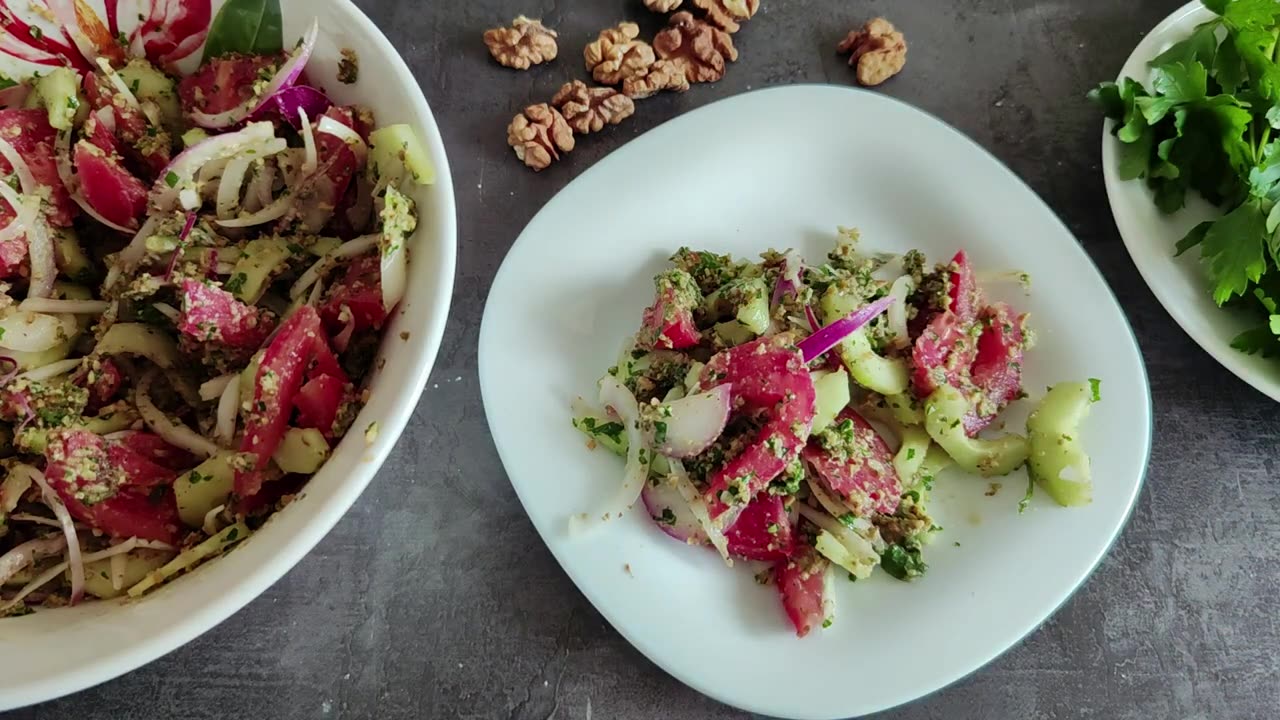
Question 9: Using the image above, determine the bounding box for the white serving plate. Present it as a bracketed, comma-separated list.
[1102, 0, 1280, 399]
[481, 85, 1151, 719]
[0, 0, 456, 709]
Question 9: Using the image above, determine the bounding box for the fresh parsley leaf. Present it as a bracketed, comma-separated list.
[1201, 200, 1268, 305]
[1018, 474, 1034, 513]
[0, 73, 16, 91]
[1222, 0, 1280, 30]
[1088, 378, 1102, 402]
[164, 170, 179, 188]
[880, 543, 927, 581]
[1214, 34, 1248, 93]
[1150, 22, 1221, 69]
[1137, 62, 1209, 124]
[1231, 324, 1280, 355]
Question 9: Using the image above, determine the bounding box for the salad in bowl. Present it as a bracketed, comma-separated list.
[0, 0, 434, 614]
[573, 233, 1103, 636]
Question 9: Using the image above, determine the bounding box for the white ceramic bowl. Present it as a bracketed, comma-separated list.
[0, 0, 456, 709]
[1102, 0, 1280, 400]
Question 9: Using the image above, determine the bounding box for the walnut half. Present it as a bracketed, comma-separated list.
[653, 11, 738, 85]
[507, 104, 575, 171]
[836, 18, 907, 86]
[552, 81, 636, 135]
[584, 22, 656, 86]
[691, 0, 759, 33]
[644, 0, 684, 11]
[622, 59, 690, 99]
[483, 16, 558, 70]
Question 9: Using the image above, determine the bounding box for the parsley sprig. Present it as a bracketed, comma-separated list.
[1091, 0, 1280, 356]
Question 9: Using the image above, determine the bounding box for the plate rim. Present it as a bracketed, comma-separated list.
[1100, 0, 1280, 402]
[481, 83, 1153, 719]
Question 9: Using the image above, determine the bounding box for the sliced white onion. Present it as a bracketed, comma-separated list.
[95, 106, 116, 133]
[668, 458, 732, 565]
[199, 373, 236, 401]
[333, 311, 355, 352]
[215, 373, 240, 446]
[19, 298, 110, 315]
[151, 122, 280, 212]
[243, 161, 275, 213]
[298, 106, 318, 176]
[216, 156, 251, 220]
[0, 181, 54, 297]
[0, 182, 35, 245]
[190, 20, 320, 129]
[24, 466, 83, 604]
[379, 235, 406, 311]
[651, 384, 732, 458]
[568, 376, 651, 534]
[0, 537, 165, 611]
[150, 302, 180, 322]
[806, 476, 855, 519]
[797, 504, 880, 580]
[0, 135, 37, 194]
[109, 552, 126, 591]
[135, 371, 220, 458]
[0, 310, 78, 352]
[1, 468, 33, 513]
[289, 235, 378, 300]
[95, 57, 141, 109]
[202, 504, 226, 535]
[113, 214, 161, 280]
[213, 191, 294, 227]
[16, 357, 81, 381]
[885, 275, 915, 348]
[0, 535, 66, 587]
[8, 513, 64, 528]
[316, 115, 369, 165]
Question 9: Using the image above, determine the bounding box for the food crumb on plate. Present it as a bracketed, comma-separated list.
[624, 563, 633, 577]
[985, 482, 1002, 497]
[338, 48, 359, 83]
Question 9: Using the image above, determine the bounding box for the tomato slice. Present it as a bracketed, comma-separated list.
[724, 493, 794, 561]
[44, 429, 181, 544]
[236, 306, 323, 498]
[802, 409, 901, 516]
[965, 303, 1027, 434]
[947, 250, 980, 323]
[774, 541, 828, 638]
[74, 140, 147, 228]
[698, 335, 816, 519]
[177, 279, 276, 349]
[319, 252, 388, 334]
[0, 108, 76, 227]
[294, 373, 346, 438]
[112, 430, 198, 472]
[178, 53, 279, 115]
[638, 283, 700, 351]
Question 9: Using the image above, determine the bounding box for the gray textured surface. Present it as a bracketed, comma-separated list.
[10, 0, 1280, 718]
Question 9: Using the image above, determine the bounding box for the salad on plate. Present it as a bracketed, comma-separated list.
[0, 0, 433, 613]
[573, 232, 1102, 636]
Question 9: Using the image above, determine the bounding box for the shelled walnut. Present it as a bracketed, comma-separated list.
[584, 22, 656, 86]
[653, 11, 738, 84]
[483, 16, 558, 70]
[622, 59, 690, 99]
[507, 103, 575, 170]
[836, 18, 907, 86]
[643, 0, 684, 11]
[690, 0, 759, 33]
[552, 81, 636, 134]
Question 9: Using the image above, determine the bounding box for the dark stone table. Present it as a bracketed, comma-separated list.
[12, 1, 1280, 718]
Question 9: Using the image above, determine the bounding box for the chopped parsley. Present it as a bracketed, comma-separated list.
[164, 170, 179, 188]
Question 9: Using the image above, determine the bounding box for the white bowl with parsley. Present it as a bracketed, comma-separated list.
[0, 0, 455, 709]
[1100, 0, 1280, 399]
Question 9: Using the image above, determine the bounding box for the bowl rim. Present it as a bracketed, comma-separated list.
[1100, 0, 1280, 402]
[0, 0, 457, 709]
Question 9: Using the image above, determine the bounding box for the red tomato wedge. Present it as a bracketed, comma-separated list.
[236, 306, 330, 497]
[0, 108, 76, 227]
[775, 541, 829, 638]
[725, 493, 794, 561]
[113, 430, 198, 472]
[638, 284, 700, 351]
[43, 429, 181, 544]
[74, 140, 147, 228]
[83, 71, 169, 177]
[294, 374, 346, 438]
[74, 357, 123, 413]
[177, 279, 276, 349]
[965, 303, 1027, 434]
[698, 335, 816, 519]
[802, 409, 902, 517]
[178, 53, 278, 116]
[947, 250, 980, 324]
[319, 251, 388, 334]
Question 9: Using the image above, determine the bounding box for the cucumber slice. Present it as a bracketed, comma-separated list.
[34, 67, 83, 131]
[924, 385, 1028, 477]
[1026, 380, 1097, 507]
[368, 124, 435, 186]
[810, 368, 851, 433]
[273, 428, 330, 474]
[174, 453, 237, 528]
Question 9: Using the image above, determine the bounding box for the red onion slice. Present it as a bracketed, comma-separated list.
[151, 121, 279, 212]
[249, 85, 333, 129]
[641, 476, 704, 543]
[804, 305, 821, 332]
[189, 20, 320, 129]
[797, 296, 894, 363]
[0, 535, 66, 587]
[770, 250, 803, 307]
[651, 384, 732, 459]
